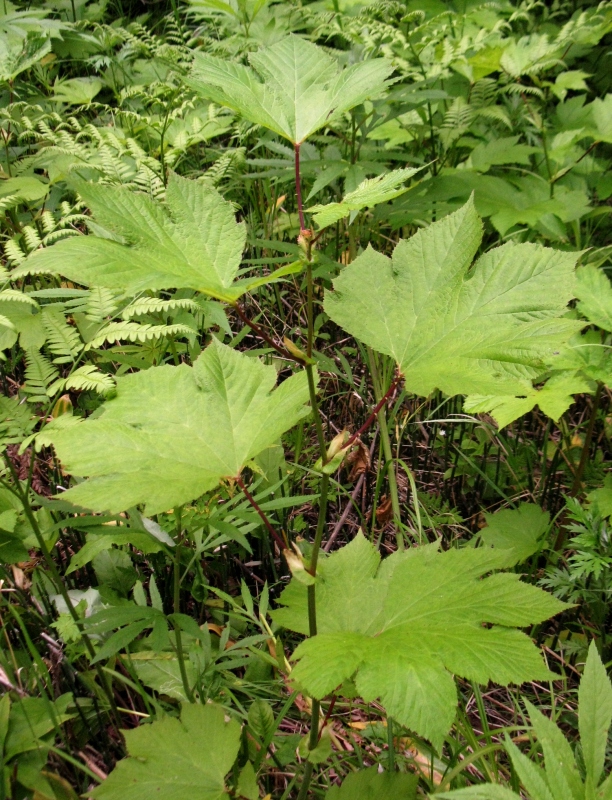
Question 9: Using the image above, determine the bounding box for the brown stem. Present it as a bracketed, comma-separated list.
[233, 303, 305, 364]
[344, 372, 401, 451]
[235, 474, 286, 551]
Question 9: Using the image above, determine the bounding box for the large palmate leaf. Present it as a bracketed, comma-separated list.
[325, 199, 580, 397]
[12, 173, 288, 302]
[187, 35, 393, 145]
[92, 703, 241, 800]
[46, 339, 311, 514]
[273, 534, 567, 750]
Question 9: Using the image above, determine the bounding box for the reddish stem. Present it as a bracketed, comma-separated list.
[294, 143, 306, 232]
[236, 474, 286, 552]
[233, 303, 305, 364]
[319, 694, 337, 741]
[344, 372, 402, 451]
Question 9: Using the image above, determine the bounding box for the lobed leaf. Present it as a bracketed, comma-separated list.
[273, 534, 568, 750]
[325, 198, 580, 397]
[46, 339, 312, 514]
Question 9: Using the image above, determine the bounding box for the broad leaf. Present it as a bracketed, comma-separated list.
[437, 787, 519, 800]
[46, 339, 312, 514]
[476, 504, 550, 563]
[13, 174, 286, 302]
[273, 533, 567, 750]
[91, 703, 241, 800]
[325, 199, 580, 397]
[579, 641, 612, 787]
[308, 168, 421, 229]
[464, 371, 593, 429]
[326, 767, 417, 799]
[576, 264, 612, 331]
[187, 35, 393, 145]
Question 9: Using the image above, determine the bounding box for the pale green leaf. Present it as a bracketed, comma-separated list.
[505, 738, 555, 800]
[464, 371, 592, 429]
[576, 264, 612, 331]
[187, 35, 392, 145]
[592, 95, 612, 143]
[13, 174, 285, 303]
[436, 786, 519, 800]
[326, 766, 417, 799]
[308, 168, 421, 229]
[524, 699, 582, 800]
[46, 339, 312, 514]
[274, 534, 567, 750]
[579, 641, 612, 787]
[91, 703, 241, 800]
[477, 503, 550, 562]
[325, 199, 579, 397]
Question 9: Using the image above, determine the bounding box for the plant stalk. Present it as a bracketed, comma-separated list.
[172, 506, 194, 702]
[367, 349, 403, 549]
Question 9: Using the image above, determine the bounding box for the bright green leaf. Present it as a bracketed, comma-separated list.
[326, 767, 417, 800]
[477, 503, 550, 562]
[273, 533, 567, 750]
[91, 703, 241, 800]
[579, 641, 612, 787]
[13, 174, 287, 303]
[576, 264, 612, 331]
[308, 168, 421, 229]
[46, 339, 312, 514]
[187, 35, 392, 145]
[325, 199, 580, 397]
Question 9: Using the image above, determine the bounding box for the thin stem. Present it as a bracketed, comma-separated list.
[368, 349, 404, 550]
[236, 474, 286, 551]
[571, 382, 602, 497]
[172, 507, 194, 703]
[344, 374, 401, 451]
[294, 143, 306, 231]
[387, 717, 395, 771]
[233, 303, 304, 364]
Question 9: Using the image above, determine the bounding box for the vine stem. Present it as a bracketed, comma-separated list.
[235, 474, 286, 552]
[344, 372, 401, 451]
[1, 457, 122, 727]
[172, 506, 194, 703]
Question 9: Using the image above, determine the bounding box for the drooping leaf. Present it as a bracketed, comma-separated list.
[325, 199, 579, 398]
[45, 339, 312, 514]
[91, 703, 241, 800]
[308, 168, 421, 229]
[579, 640, 612, 787]
[187, 35, 393, 145]
[13, 174, 286, 303]
[464, 371, 593, 429]
[576, 264, 612, 331]
[476, 504, 550, 563]
[326, 767, 417, 799]
[273, 533, 567, 750]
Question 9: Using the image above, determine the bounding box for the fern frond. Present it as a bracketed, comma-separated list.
[122, 297, 199, 319]
[22, 226, 42, 253]
[86, 287, 121, 322]
[24, 349, 59, 402]
[4, 238, 26, 266]
[50, 364, 116, 396]
[0, 290, 39, 308]
[42, 308, 83, 363]
[85, 321, 197, 350]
